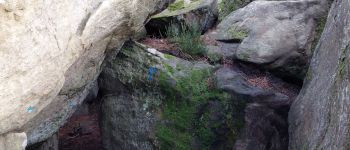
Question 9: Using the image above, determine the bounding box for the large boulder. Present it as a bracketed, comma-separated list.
[99, 42, 167, 150]
[213, 0, 329, 80]
[99, 41, 215, 149]
[0, 0, 172, 148]
[146, 0, 218, 35]
[99, 40, 297, 149]
[289, 0, 350, 149]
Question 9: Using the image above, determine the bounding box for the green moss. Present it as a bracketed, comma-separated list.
[329, 46, 349, 101]
[337, 47, 349, 80]
[156, 125, 192, 150]
[156, 68, 242, 149]
[164, 54, 176, 60]
[193, 105, 222, 147]
[304, 68, 313, 84]
[228, 26, 248, 40]
[163, 63, 175, 74]
[207, 52, 223, 63]
[176, 63, 183, 71]
[159, 0, 202, 15]
[237, 52, 250, 60]
[311, 17, 327, 53]
[168, 0, 185, 11]
[152, 0, 202, 19]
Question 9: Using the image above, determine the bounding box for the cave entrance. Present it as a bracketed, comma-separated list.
[25, 97, 103, 150]
[58, 99, 102, 150]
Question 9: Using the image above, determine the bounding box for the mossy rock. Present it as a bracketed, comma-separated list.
[156, 69, 243, 149]
[214, 24, 249, 41]
[109, 41, 243, 149]
[228, 26, 248, 40]
[145, 0, 218, 36]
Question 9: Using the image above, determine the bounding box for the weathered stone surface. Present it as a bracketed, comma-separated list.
[289, 0, 350, 149]
[146, 0, 218, 35]
[218, 42, 239, 60]
[215, 67, 290, 150]
[0, 0, 172, 147]
[101, 94, 158, 150]
[99, 42, 163, 150]
[213, 0, 328, 80]
[215, 67, 289, 108]
[235, 103, 288, 150]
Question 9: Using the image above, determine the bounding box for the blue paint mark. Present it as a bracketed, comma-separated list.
[27, 106, 34, 113]
[147, 66, 157, 81]
[69, 101, 76, 108]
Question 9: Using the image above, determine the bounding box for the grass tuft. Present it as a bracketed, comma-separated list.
[219, 0, 245, 20]
[228, 26, 248, 40]
[165, 22, 207, 56]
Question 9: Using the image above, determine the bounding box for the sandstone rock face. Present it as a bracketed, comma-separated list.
[0, 0, 172, 147]
[215, 67, 289, 107]
[213, 0, 328, 80]
[289, 0, 350, 149]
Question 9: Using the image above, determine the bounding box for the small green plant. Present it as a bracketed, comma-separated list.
[165, 22, 207, 56]
[207, 51, 223, 63]
[219, 0, 245, 20]
[228, 26, 248, 40]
